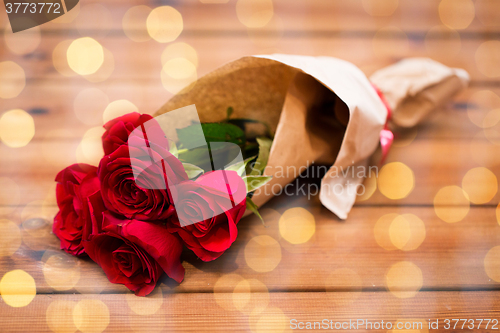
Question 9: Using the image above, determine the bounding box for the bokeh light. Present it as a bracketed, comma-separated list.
[4, 23, 41, 55]
[147, 6, 183, 43]
[236, 0, 274, 28]
[83, 47, 114, 83]
[372, 26, 409, 58]
[433, 186, 470, 223]
[497, 202, 500, 226]
[461, 167, 498, 204]
[232, 278, 269, 315]
[123, 6, 152, 42]
[484, 246, 500, 282]
[126, 287, 163, 315]
[0, 219, 22, 257]
[0, 61, 26, 99]
[67, 37, 104, 76]
[438, 0, 475, 30]
[42, 251, 81, 291]
[467, 90, 500, 128]
[425, 25, 461, 57]
[374, 213, 400, 251]
[385, 261, 423, 298]
[161, 58, 198, 94]
[244, 235, 281, 272]
[475, 41, 500, 78]
[76, 126, 105, 165]
[53, 40, 77, 77]
[279, 207, 315, 244]
[389, 214, 426, 251]
[362, 0, 398, 16]
[74, 88, 109, 125]
[73, 299, 110, 333]
[213, 273, 245, 311]
[356, 169, 377, 202]
[161, 42, 199, 68]
[46, 300, 78, 333]
[0, 270, 36, 307]
[249, 307, 287, 333]
[378, 162, 415, 200]
[0, 109, 35, 148]
[102, 100, 139, 124]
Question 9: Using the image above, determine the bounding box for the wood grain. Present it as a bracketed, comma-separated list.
[1, 203, 499, 294]
[1, 291, 500, 332]
[0, 35, 498, 82]
[1, 136, 499, 206]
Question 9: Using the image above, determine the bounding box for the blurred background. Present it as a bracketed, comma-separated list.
[1, 1, 500, 332]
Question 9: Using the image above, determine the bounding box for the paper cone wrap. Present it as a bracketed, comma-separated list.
[156, 55, 469, 219]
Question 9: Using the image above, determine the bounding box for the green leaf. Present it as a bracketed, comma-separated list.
[249, 137, 272, 176]
[225, 156, 256, 177]
[168, 140, 178, 158]
[243, 175, 272, 193]
[226, 106, 234, 120]
[227, 118, 271, 137]
[182, 163, 204, 179]
[176, 123, 246, 148]
[246, 197, 265, 226]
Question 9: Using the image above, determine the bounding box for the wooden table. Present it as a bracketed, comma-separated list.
[1, 0, 500, 332]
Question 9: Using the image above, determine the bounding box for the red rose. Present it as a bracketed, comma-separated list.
[53, 163, 100, 257]
[98, 133, 188, 221]
[102, 112, 168, 155]
[83, 210, 185, 296]
[168, 170, 247, 262]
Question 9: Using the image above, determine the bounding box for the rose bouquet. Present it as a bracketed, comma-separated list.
[53, 111, 273, 296]
[54, 54, 470, 295]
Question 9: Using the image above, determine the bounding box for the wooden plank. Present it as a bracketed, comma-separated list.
[0, 84, 495, 141]
[1, 0, 499, 34]
[1, 291, 500, 332]
[0, 34, 499, 82]
[1, 204, 499, 294]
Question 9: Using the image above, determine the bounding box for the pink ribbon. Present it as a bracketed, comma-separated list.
[371, 84, 394, 165]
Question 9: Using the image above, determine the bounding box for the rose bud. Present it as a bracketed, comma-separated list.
[168, 170, 247, 262]
[53, 163, 100, 257]
[83, 211, 184, 296]
[102, 112, 169, 156]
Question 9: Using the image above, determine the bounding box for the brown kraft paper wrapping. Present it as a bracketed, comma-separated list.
[156, 55, 469, 219]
